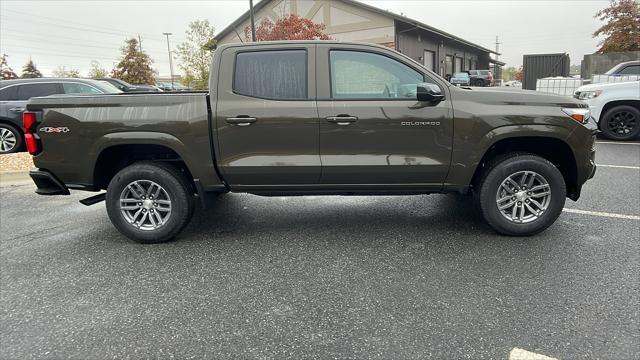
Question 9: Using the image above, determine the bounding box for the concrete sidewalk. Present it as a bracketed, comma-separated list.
[0, 171, 32, 187]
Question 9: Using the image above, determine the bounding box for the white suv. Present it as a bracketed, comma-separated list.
[574, 80, 640, 140]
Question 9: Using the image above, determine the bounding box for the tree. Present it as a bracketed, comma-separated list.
[515, 66, 523, 81]
[176, 20, 217, 90]
[502, 66, 518, 81]
[53, 66, 80, 78]
[20, 59, 43, 78]
[244, 14, 331, 41]
[87, 61, 109, 79]
[593, 0, 640, 53]
[1, 54, 18, 80]
[113, 38, 156, 85]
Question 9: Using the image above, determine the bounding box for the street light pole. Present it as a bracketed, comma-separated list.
[249, 0, 256, 42]
[163, 32, 175, 90]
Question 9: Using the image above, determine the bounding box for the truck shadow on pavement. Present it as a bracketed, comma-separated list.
[179, 193, 497, 244]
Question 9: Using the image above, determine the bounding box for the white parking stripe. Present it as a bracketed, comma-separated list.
[597, 164, 640, 170]
[563, 208, 640, 220]
[509, 348, 558, 360]
[595, 141, 640, 145]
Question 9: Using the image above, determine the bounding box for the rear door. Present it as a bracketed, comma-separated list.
[214, 44, 320, 189]
[1, 83, 62, 127]
[315, 44, 453, 188]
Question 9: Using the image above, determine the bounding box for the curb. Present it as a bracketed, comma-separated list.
[0, 170, 32, 186]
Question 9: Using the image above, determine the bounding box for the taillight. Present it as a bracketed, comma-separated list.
[22, 111, 40, 155]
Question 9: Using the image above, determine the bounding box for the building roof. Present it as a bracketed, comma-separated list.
[214, 0, 498, 55]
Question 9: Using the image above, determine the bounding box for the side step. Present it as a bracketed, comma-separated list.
[79, 193, 106, 206]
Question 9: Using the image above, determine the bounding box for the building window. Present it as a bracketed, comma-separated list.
[329, 50, 425, 99]
[233, 50, 307, 99]
[423, 50, 435, 71]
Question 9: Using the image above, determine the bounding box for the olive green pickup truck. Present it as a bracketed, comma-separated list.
[24, 41, 597, 243]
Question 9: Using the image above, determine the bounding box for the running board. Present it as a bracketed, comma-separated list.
[79, 193, 106, 206]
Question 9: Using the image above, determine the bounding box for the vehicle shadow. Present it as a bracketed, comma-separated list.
[180, 193, 496, 244]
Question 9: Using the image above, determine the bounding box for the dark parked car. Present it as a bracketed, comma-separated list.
[96, 78, 162, 93]
[24, 41, 596, 243]
[0, 78, 121, 153]
[604, 60, 640, 76]
[450, 72, 471, 86]
[467, 70, 494, 87]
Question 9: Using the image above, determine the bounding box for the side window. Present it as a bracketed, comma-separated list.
[619, 65, 640, 75]
[233, 50, 307, 99]
[329, 50, 427, 99]
[15, 83, 61, 100]
[63, 83, 102, 94]
[0, 86, 16, 101]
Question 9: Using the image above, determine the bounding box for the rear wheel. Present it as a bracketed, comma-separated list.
[600, 105, 640, 141]
[0, 124, 22, 154]
[474, 153, 566, 236]
[474, 79, 484, 87]
[106, 162, 194, 244]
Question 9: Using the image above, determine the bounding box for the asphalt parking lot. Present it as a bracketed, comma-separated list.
[1, 141, 638, 359]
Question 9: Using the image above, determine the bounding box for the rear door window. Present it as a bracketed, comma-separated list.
[15, 83, 61, 100]
[233, 50, 307, 99]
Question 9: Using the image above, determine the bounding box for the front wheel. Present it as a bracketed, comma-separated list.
[106, 162, 194, 244]
[474, 79, 484, 87]
[474, 153, 566, 236]
[600, 105, 640, 141]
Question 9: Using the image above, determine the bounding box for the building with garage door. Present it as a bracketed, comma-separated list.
[215, 0, 501, 78]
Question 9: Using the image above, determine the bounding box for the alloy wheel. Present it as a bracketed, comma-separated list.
[607, 110, 637, 137]
[495, 171, 551, 223]
[119, 180, 172, 231]
[0, 128, 17, 153]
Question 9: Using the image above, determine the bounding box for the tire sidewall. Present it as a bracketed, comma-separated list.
[0, 123, 23, 154]
[106, 164, 191, 243]
[479, 156, 566, 236]
[600, 105, 640, 141]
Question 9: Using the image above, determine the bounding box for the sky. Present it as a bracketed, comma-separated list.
[0, 0, 610, 77]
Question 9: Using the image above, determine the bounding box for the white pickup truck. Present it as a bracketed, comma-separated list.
[575, 80, 640, 140]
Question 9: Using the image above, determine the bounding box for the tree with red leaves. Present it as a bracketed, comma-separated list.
[593, 0, 640, 53]
[244, 14, 331, 42]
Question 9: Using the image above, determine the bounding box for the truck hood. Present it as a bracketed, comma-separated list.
[450, 86, 585, 108]
[576, 80, 640, 92]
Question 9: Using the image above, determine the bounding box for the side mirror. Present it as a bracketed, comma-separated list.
[417, 83, 444, 103]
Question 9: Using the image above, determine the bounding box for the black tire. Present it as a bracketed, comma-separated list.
[0, 123, 23, 154]
[474, 153, 566, 236]
[105, 161, 195, 244]
[474, 79, 484, 87]
[600, 105, 640, 141]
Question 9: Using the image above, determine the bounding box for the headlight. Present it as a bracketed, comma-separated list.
[562, 108, 591, 124]
[574, 90, 602, 100]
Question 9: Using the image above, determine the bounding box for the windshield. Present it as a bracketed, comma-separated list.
[94, 80, 124, 93]
[452, 72, 469, 78]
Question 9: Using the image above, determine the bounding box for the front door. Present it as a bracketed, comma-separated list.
[215, 45, 320, 188]
[316, 46, 453, 188]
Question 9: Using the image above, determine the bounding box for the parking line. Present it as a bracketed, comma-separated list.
[563, 208, 640, 220]
[597, 164, 640, 170]
[509, 348, 558, 360]
[595, 141, 640, 145]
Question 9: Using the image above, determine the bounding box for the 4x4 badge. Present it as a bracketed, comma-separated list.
[40, 127, 70, 133]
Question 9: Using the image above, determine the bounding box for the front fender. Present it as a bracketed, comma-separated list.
[445, 123, 577, 189]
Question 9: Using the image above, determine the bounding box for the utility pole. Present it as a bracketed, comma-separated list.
[249, 0, 257, 42]
[495, 35, 501, 63]
[163, 32, 175, 90]
[138, 34, 143, 52]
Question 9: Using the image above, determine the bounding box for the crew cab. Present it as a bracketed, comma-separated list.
[575, 80, 640, 140]
[23, 41, 597, 243]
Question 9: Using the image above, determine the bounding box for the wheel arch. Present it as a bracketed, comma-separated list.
[599, 99, 640, 124]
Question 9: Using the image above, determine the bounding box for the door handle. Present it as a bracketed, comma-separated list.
[9, 107, 25, 112]
[226, 117, 257, 126]
[326, 115, 358, 126]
